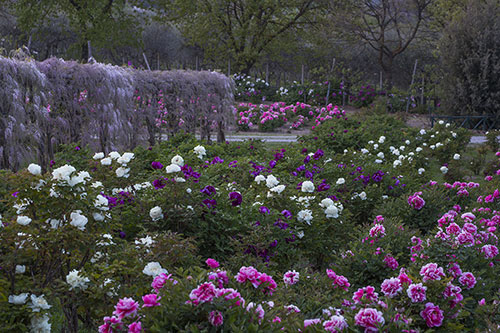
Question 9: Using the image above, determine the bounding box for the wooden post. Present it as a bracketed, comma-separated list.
[143, 52, 151, 71]
[301, 64, 304, 85]
[406, 59, 418, 113]
[330, 58, 336, 72]
[27, 35, 32, 50]
[379, 71, 383, 90]
[195, 56, 199, 71]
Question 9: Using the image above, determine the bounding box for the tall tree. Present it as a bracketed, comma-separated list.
[159, 0, 324, 74]
[330, 0, 434, 88]
[9, 0, 144, 61]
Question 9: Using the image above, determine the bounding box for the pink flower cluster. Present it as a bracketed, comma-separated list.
[419, 263, 445, 282]
[235, 266, 277, 295]
[352, 286, 379, 304]
[354, 308, 384, 332]
[326, 269, 350, 291]
[407, 192, 425, 210]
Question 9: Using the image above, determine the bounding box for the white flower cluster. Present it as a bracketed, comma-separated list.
[301, 181, 315, 193]
[70, 211, 88, 231]
[143, 262, 168, 277]
[149, 206, 164, 221]
[297, 209, 313, 225]
[193, 145, 206, 159]
[66, 269, 90, 290]
[319, 198, 343, 218]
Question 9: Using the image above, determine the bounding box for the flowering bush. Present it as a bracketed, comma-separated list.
[1, 110, 499, 331]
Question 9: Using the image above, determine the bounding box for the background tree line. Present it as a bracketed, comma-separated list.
[1, 0, 500, 117]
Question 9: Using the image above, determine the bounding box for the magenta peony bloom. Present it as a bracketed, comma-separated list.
[128, 321, 142, 333]
[235, 266, 261, 288]
[407, 283, 427, 303]
[380, 277, 402, 298]
[283, 270, 300, 285]
[99, 316, 123, 333]
[228, 192, 242, 206]
[481, 244, 499, 259]
[216, 288, 245, 307]
[142, 294, 161, 307]
[354, 308, 385, 332]
[323, 315, 348, 332]
[352, 286, 379, 304]
[113, 298, 139, 319]
[458, 272, 476, 289]
[408, 192, 425, 210]
[188, 282, 218, 306]
[420, 303, 443, 328]
[208, 311, 224, 327]
[419, 263, 445, 282]
[205, 258, 220, 268]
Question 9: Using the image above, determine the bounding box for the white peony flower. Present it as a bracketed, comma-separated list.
[171, 155, 184, 167]
[149, 206, 163, 221]
[109, 151, 121, 160]
[66, 269, 90, 290]
[418, 168, 425, 175]
[270, 185, 286, 194]
[266, 175, 279, 188]
[117, 152, 134, 165]
[359, 191, 367, 200]
[297, 209, 313, 225]
[94, 195, 109, 211]
[375, 159, 383, 164]
[393, 160, 402, 167]
[93, 213, 105, 222]
[186, 188, 192, 194]
[440, 166, 448, 174]
[100, 157, 112, 166]
[143, 262, 168, 277]
[135, 235, 155, 247]
[420, 129, 426, 135]
[9, 293, 28, 305]
[46, 218, 61, 229]
[70, 211, 88, 231]
[416, 147, 423, 152]
[361, 148, 369, 154]
[325, 205, 339, 218]
[28, 163, 41, 175]
[93, 152, 105, 160]
[378, 136, 386, 143]
[30, 314, 51, 333]
[301, 181, 315, 193]
[255, 175, 266, 184]
[29, 294, 51, 312]
[377, 152, 385, 159]
[68, 171, 91, 187]
[17, 215, 32, 226]
[115, 167, 130, 178]
[319, 198, 334, 208]
[193, 145, 206, 159]
[15, 265, 26, 274]
[405, 140, 411, 145]
[336, 178, 345, 185]
[52, 165, 76, 183]
[453, 154, 460, 160]
[166, 164, 181, 173]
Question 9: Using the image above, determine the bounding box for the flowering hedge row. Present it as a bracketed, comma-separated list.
[1, 112, 499, 332]
[0, 56, 234, 171]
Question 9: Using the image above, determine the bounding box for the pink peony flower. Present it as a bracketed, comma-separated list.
[142, 294, 161, 307]
[443, 283, 463, 308]
[208, 270, 229, 288]
[235, 266, 261, 288]
[334, 275, 351, 291]
[113, 298, 139, 319]
[188, 282, 218, 306]
[205, 258, 220, 269]
[283, 270, 300, 285]
[369, 224, 386, 238]
[462, 222, 477, 234]
[458, 272, 476, 289]
[408, 192, 425, 210]
[323, 315, 348, 332]
[304, 319, 321, 327]
[447, 263, 462, 279]
[257, 273, 277, 295]
[216, 288, 245, 307]
[285, 304, 301, 314]
[446, 223, 461, 235]
[419, 263, 445, 282]
[353, 286, 379, 304]
[384, 255, 399, 270]
[151, 273, 176, 293]
[208, 311, 223, 327]
[99, 316, 123, 333]
[420, 303, 443, 328]
[128, 321, 142, 333]
[456, 231, 475, 246]
[407, 283, 427, 303]
[380, 278, 402, 298]
[481, 244, 499, 259]
[354, 308, 385, 332]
